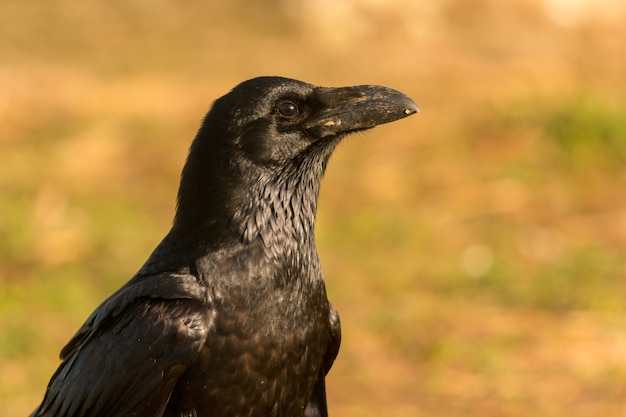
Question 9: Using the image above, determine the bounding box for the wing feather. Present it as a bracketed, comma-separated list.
[32, 296, 210, 417]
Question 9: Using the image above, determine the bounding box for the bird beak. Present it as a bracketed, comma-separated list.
[307, 85, 419, 138]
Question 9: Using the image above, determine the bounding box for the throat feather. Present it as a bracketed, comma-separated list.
[241, 174, 318, 249]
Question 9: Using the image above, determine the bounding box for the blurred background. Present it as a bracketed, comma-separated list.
[2, 0, 626, 416]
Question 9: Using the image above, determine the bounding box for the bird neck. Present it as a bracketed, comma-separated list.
[238, 161, 322, 250]
[170, 148, 333, 261]
[156, 129, 344, 283]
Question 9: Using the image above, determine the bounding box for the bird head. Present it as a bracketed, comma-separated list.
[197, 76, 418, 167]
[175, 77, 418, 244]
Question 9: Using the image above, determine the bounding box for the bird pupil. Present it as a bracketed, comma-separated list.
[278, 101, 298, 117]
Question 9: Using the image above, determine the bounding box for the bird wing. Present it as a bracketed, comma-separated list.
[321, 303, 341, 376]
[31, 274, 212, 417]
[305, 303, 341, 417]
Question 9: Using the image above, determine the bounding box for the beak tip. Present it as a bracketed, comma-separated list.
[403, 101, 420, 116]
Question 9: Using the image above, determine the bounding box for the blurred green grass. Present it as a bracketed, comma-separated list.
[2, 1, 626, 416]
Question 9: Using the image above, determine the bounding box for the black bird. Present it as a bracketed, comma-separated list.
[31, 76, 418, 417]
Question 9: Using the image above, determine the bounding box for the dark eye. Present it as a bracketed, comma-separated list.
[277, 101, 298, 118]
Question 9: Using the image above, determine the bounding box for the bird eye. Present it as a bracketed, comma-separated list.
[277, 101, 298, 118]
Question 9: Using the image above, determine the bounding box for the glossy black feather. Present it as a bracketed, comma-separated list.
[31, 76, 418, 417]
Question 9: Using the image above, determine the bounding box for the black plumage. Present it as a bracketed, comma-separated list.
[31, 76, 418, 417]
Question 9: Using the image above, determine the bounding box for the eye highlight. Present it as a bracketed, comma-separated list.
[277, 101, 299, 118]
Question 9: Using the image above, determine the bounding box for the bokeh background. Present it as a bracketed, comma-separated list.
[2, 1, 626, 416]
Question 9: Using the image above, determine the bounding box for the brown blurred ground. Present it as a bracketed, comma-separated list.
[1, 1, 626, 416]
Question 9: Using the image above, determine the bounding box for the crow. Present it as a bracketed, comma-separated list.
[30, 76, 418, 417]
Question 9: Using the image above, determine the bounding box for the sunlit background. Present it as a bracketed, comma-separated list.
[2, 1, 626, 416]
